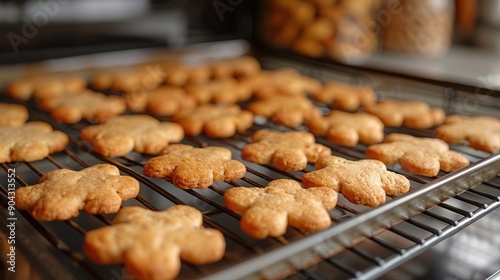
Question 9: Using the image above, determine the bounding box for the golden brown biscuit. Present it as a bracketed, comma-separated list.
[302, 155, 410, 207]
[241, 68, 322, 98]
[143, 144, 246, 189]
[364, 99, 445, 129]
[125, 86, 196, 116]
[308, 110, 384, 147]
[185, 78, 252, 104]
[0, 103, 29, 127]
[224, 179, 337, 239]
[312, 81, 377, 111]
[247, 95, 322, 127]
[241, 129, 331, 170]
[7, 75, 86, 101]
[211, 56, 261, 79]
[366, 133, 470, 177]
[0, 122, 68, 163]
[91, 65, 166, 92]
[15, 164, 139, 221]
[173, 104, 253, 138]
[81, 114, 184, 158]
[164, 64, 212, 86]
[435, 115, 500, 153]
[38, 90, 126, 124]
[84, 205, 225, 280]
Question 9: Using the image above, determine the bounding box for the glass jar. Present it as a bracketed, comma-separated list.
[260, 0, 382, 64]
[382, 0, 455, 56]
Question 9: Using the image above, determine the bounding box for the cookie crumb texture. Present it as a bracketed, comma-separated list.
[366, 133, 470, 177]
[15, 164, 140, 221]
[143, 144, 246, 189]
[242, 129, 331, 170]
[302, 156, 410, 207]
[224, 179, 337, 239]
[84, 205, 226, 280]
[81, 114, 184, 158]
[0, 121, 68, 163]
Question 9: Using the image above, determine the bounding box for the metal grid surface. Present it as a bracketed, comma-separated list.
[1, 52, 500, 280]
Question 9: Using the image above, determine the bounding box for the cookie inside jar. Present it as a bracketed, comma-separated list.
[260, 0, 382, 63]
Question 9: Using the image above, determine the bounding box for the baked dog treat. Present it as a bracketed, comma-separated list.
[91, 64, 166, 92]
[302, 156, 410, 207]
[81, 115, 184, 158]
[38, 90, 126, 124]
[125, 86, 197, 116]
[84, 205, 225, 280]
[366, 133, 470, 177]
[0, 103, 29, 127]
[247, 95, 322, 127]
[211, 55, 261, 79]
[241, 68, 322, 98]
[15, 164, 140, 221]
[0, 122, 68, 163]
[364, 99, 445, 129]
[224, 179, 337, 239]
[143, 144, 246, 189]
[173, 104, 253, 138]
[241, 129, 331, 170]
[435, 115, 500, 153]
[312, 81, 377, 111]
[7, 74, 87, 101]
[308, 110, 384, 147]
[185, 78, 252, 104]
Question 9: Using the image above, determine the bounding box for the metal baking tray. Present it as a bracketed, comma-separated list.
[1, 41, 499, 280]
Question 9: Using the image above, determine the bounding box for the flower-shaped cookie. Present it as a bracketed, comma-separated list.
[241, 129, 331, 170]
[312, 81, 376, 111]
[308, 110, 384, 147]
[15, 164, 140, 220]
[0, 121, 68, 163]
[7, 74, 86, 101]
[0, 103, 28, 127]
[302, 156, 410, 207]
[366, 133, 470, 177]
[143, 144, 246, 189]
[435, 115, 500, 153]
[38, 90, 126, 123]
[173, 104, 254, 138]
[247, 95, 322, 127]
[81, 114, 184, 158]
[84, 205, 225, 280]
[125, 86, 197, 116]
[211, 55, 261, 79]
[364, 99, 445, 129]
[224, 179, 337, 239]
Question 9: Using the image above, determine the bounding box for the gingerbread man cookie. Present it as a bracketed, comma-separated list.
[15, 164, 140, 220]
[435, 115, 500, 153]
[84, 205, 225, 280]
[185, 78, 252, 104]
[143, 144, 246, 189]
[241, 129, 331, 170]
[364, 99, 445, 129]
[81, 115, 184, 158]
[312, 81, 377, 111]
[173, 104, 254, 138]
[302, 156, 410, 207]
[125, 86, 197, 116]
[38, 90, 126, 124]
[366, 133, 470, 177]
[0, 121, 68, 163]
[308, 110, 384, 147]
[224, 179, 337, 239]
[247, 95, 322, 127]
[7, 74, 86, 101]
